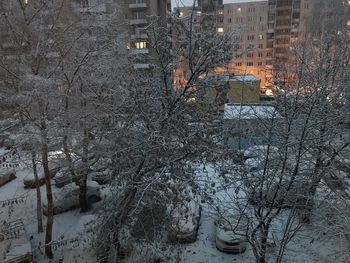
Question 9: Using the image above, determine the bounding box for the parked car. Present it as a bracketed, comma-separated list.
[89, 169, 112, 185]
[215, 213, 248, 254]
[54, 157, 96, 188]
[168, 198, 201, 244]
[54, 167, 80, 188]
[88, 158, 112, 184]
[23, 162, 60, 188]
[0, 168, 16, 187]
[243, 145, 280, 172]
[42, 181, 101, 215]
[249, 181, 310, 209]
[0, 219, 33, 263]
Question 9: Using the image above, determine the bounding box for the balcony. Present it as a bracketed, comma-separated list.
[129, 3, 147, 9]
[133, 63, 150, 69]
[130, 19, 147, 25]
[131, 48, 149, 55]
[130, 33, 148, 40]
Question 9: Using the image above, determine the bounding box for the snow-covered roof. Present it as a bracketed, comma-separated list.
[223, 103, 282, 120]
[231, 75, 259, 82]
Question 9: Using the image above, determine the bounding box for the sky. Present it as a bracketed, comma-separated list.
[171, 0, 266, 8]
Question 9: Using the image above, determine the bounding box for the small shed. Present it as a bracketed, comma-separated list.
[223, 103, 282, 150]
[227, 75, 260, 103]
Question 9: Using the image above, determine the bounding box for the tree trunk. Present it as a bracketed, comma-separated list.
[63, 134, 76, 180]
[31, 151, 43, 233]
[79, 128, 89, 212]
[63, 89, 77, 182]
[40, 117, 54, 259]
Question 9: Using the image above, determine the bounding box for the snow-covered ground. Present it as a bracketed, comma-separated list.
[0, 153, 349, 262]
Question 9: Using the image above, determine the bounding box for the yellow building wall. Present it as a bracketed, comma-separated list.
[227, 79, 260, 103]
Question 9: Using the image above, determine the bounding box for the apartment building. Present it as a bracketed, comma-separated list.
[198, 0, 224, 32]
[126, 0, 171, 69]
[223, 1, 269, 92]
[264, 0, 312, 87]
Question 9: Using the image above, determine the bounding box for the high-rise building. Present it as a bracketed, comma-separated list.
[223, 1, 269, 92]
[198, 0, 224, 32]
[265, 0, 312, 87]
[126, 0, 171, 69]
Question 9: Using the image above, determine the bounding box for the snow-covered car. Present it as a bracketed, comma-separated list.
[54, 168, 80, 188]
[23, 162, 60, 188]
[89, 169, 112, 185]
[249, 181, 310, 209]
[0, 219, 33, 263]
[54, 157, 97, 188]
[215, 214, 248, 254]
[88, 158, 112, 184]
[0, 168, 16, 187]
[244, 145, 280, 172]
[168, 198, 201, 244]
[42, 181, 101, 215]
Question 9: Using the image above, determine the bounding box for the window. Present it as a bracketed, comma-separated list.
[228, 18, 232, 23]
[248, 7, 255, 13]
[258, 52, 263, 57]
[179, 11, 184, 17]
[235, 54, 242, 58]
[218, 9, 223, 15]
[217, 27, 224, 33]
[237, 7, 241, 12]
[267, 42, 273, 48]
[133, 12, 145, 19]
[236, 62, 242, 66]
[292, 12, 300, 19]
[247, 35, 255, 41]
[248, 17, 256, 22]
[247, 53, 254, 58]
[258, 62, 263, 66]
[268, 14, 275, 21]
[135, 41, 146, 49]
[267, 51, 273, 57]
[234, 44, 242, 50]
[236, 17, 243, 23]
[259, 34, 264, 40]
[80, 0, 89, 7]
[247, 62, 254, 66]
[258, 44, 263, 49]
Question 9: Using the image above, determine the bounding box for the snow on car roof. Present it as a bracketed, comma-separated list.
[223, 103, 282, 120]
[231, 75, 259, 82]
[3, 240, 32, 262]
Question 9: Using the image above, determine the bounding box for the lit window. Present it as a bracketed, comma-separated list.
[347, 20, 350, 26]
[135, 41, 146, 49]
[237, 7, 241, 12]
[217, 27, 224, 33]
[179, 11, 184, 17]
[259, 34, 264, 40]
[218, 9, 223, 15]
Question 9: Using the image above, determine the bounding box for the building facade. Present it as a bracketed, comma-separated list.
[223, 1, 269, 92]
[125, 0, 171, 69]
[265, 0, 312, 87]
